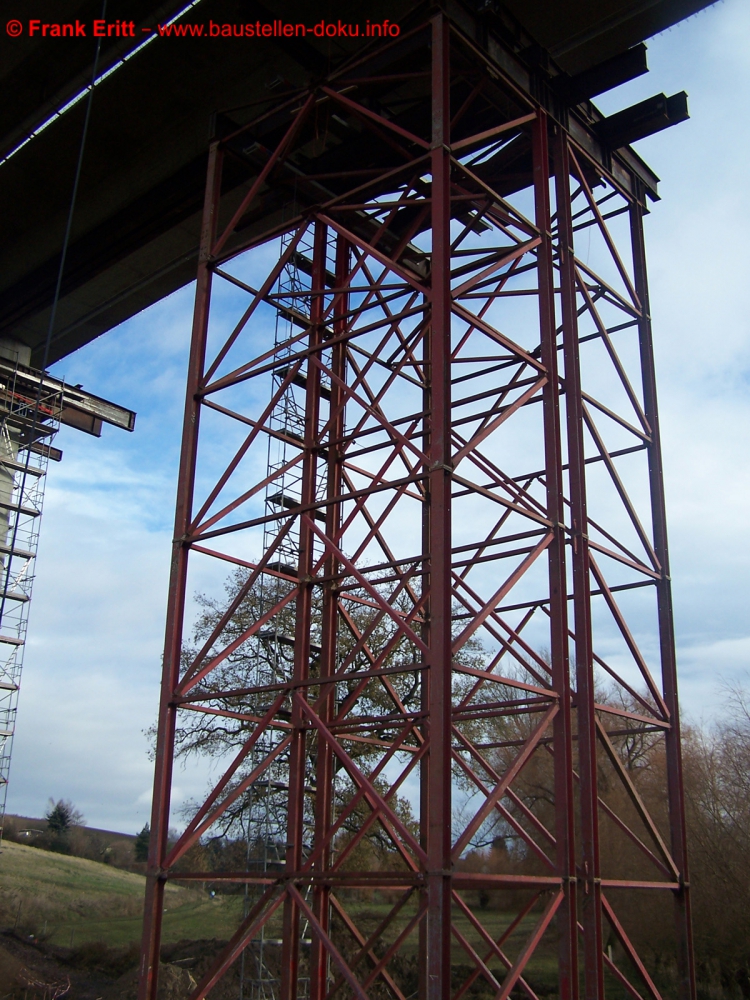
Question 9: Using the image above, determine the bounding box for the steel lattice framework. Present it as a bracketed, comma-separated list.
[140, 10, 695, 1000]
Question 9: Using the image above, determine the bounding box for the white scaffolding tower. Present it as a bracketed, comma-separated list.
[0, 346, 134, 843]
[0, 359, 62, 841]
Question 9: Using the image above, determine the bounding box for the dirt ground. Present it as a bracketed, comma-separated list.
[0, 932, 225, 999]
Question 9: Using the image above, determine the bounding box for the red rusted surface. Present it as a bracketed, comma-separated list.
[139, 9, 694, 1000]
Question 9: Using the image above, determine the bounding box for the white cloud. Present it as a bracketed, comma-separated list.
[677, 637, 750, 720]
[9, 481, 172, 829]
[7, 0, 750, 831]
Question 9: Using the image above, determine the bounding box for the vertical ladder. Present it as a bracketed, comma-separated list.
[239, 228, 320, 1000]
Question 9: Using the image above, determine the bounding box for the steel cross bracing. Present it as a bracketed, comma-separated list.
[140, 11, 695, 1000]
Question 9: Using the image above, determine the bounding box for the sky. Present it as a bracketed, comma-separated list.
[7, 0, 750, 833]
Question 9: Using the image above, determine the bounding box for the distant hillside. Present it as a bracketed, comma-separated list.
[0, 840, 242, 948]
[3, 813, 139, 870]
[6, 814, 137, 842]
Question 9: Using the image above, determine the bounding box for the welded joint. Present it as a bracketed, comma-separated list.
[558, 244, 575, 264]
[578, 875, 601, 895]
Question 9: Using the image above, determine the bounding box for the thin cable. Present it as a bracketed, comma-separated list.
[0, 0, 111, 848]
[42, 0, 108, 372]
[0, 0, 108, 631]
[0, 0, 206, 171]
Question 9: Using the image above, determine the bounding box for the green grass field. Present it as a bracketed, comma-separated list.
[0, 840, 243, 948]
[0, 842, 555, 976]
[0, 841, 641, 998]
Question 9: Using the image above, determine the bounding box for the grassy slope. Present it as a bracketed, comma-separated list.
[0, 843, 565, 992]
[0, 840, 243, 948]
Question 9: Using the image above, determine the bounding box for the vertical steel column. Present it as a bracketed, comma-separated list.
[630, 187, 696, 1000]
[426, 13, 452, 1000]
[281, 220, 327, 1000]
[138, 140, 223, 1000]
[533, 113, 578, 1000]
[426, 13, 453, 1000]
[554, 130, 605, 1000]
[309, 233, 349, 1000]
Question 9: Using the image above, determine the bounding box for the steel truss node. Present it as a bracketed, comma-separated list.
[140, 10, 695, 1000]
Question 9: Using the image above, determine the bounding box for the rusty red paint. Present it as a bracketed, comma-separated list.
[139, 11, 695, 1000]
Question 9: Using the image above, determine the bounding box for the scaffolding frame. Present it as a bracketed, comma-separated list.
[0, 359, 62, 838]
[239, 228, 317, 1000]
[139, 9, 695, 1000]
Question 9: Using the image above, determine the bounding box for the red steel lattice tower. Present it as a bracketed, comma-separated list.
[140, 8, 695, 1000]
